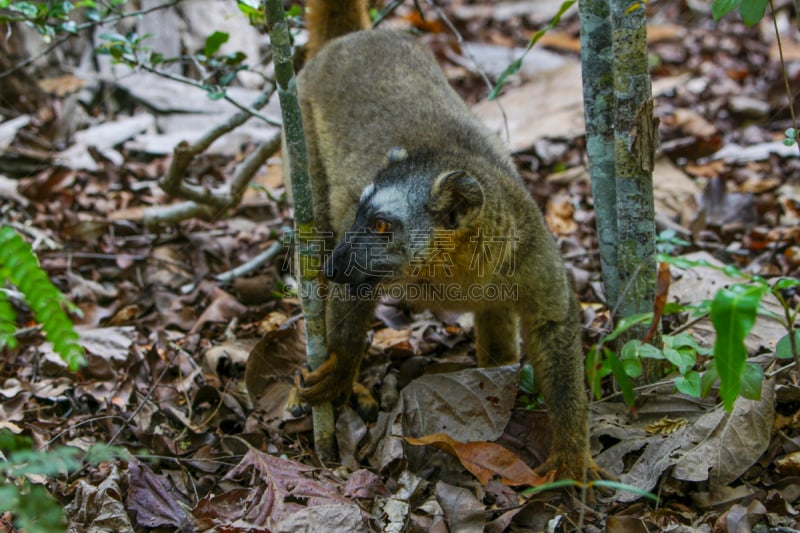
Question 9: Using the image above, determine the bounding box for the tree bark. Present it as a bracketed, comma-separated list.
[264, 0, 336, 461]
[611, 1, 660, 375]
[579, 0, 618, 312]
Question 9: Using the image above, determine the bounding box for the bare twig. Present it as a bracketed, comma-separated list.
[0, 0, 181, 80]
[770, 0, 800, 155]
[141, 201, 217, 228]
[423, 0, 511, 143]
[136, 65, 281, 128]
[372, 0, 405, 27]
[147, 77, 281, 225]
[215, 229, 289, 283]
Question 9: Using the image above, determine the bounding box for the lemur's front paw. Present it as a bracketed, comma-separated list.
[296, 351, 354, 405]
[293, 352, 379, 422]
[286, 387, 311, 418]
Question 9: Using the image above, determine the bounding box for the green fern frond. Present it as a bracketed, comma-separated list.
[0, 287, 17, 350]
[0, 225, 85, 370]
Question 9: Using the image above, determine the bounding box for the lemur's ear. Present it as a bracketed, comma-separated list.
[385, 147, 408, 164]
[429, 170, 484, 229]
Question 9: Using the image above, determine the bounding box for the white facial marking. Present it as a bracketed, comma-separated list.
[359, 182, 375, 203]
[368, 185, 409, 221]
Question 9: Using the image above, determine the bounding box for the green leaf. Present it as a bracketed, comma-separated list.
[701, 361, 719, 398]
[488, 0, 575, 100]
[590, 480, 660, 502]
[776, 331, 800, 359]
[51, 0, 75, 18]
[218, 71, 237, 87]
[586, 346, 612, 400]
[287, 4, 303, 18]
[0, 225, 85, 369]
[237, 0, 262, 17]
[85, 443, 130, 463]
[740, 362, 763, 400]
[9, 1, 38, 18]
[224, 51, 248, 65]
[675, 371, 702, 397]
[711, 283, 765, 411]
[58, 20, 78, 33]
[620, 339, 638, 359]
[488, 58, 522, 100]
[519, 364, 535, 394]
[604, 312, 653, 343]
[207, 89, 226, 100]
[739, 0, 768, 26]
[0, 429, 33, 453]
[786, 127, 797, 139]
[711, 0, 742, 20]
[204, 31, 229, 57]
[663, 347, 696, 375]
[666, 332, 711, 355]
[638, 342, 666, 360]
[523, 478, 582, 494]
[98, 31, 128, 43]
[13, 483, 66, 532]
[774, 277, 800, 291]
[622, 356, 642, 378]
[607, 351, 636, 406]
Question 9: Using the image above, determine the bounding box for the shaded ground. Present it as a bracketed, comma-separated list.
[2, 0, 800, 531]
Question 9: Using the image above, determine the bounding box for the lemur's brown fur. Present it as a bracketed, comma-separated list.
[290, 0, 601, 481]
[305, 0, 370, 59]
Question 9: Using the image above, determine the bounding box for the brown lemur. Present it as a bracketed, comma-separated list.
[290, 0, 599, 480]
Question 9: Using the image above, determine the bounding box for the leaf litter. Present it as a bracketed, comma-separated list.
[1, 0, 800, 531]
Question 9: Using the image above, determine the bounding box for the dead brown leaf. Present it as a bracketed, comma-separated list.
[405, 433, 550, 487]
[126, 459, 193, 530]
[223, 448, 354, 525]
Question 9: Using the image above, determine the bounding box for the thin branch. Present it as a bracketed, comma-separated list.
[141, 201, 217, 228]
[229, 132, 282, 203]
[0, 0, 181, 80]
[372, 0, 405, 27]
[215, 229, 289, 283]
[136, 65, 281, 127]
[770, 0, 800, 155]
[423, 0, 511, 143]
[156, 76, 279, 213]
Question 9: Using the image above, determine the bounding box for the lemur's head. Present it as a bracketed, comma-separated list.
[324, 147, 485, 287]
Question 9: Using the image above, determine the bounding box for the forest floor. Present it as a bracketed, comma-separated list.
[2, 0, 800, 531]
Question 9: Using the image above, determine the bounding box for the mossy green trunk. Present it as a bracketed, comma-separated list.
[581, 0, 660, 378]
[264, 0, 335, 461]
[579, 0, 618, 312]
[611, 2, 658, 342]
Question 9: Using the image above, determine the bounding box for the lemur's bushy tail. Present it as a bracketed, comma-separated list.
[305, 0, 370, 59]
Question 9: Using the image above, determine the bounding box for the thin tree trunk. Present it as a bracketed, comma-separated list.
[610, 0, 660, 373]
[264, 0, 336, 461]
[579, 0, 619, 312]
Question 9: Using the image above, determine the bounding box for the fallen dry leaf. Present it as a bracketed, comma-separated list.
[405, 433, 550, 487]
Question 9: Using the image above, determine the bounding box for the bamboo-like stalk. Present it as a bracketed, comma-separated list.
[264, 0, 336, 461]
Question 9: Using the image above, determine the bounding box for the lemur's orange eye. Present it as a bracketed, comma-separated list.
[373, 218, 392, 233]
